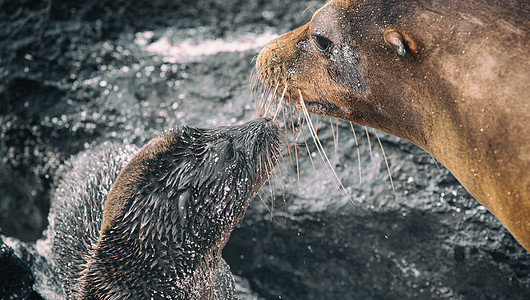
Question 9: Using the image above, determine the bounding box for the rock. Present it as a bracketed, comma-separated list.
[1, 0, 528, 299]
[0, 237, 42, 299]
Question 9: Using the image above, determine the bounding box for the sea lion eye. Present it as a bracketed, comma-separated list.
[311, 34, 332, 53]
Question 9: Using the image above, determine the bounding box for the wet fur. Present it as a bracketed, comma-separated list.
[51, 118, 281, 299]
[255, 0, 530, 250]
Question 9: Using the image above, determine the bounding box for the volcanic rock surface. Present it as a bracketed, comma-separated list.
[1, 0, 529, 299]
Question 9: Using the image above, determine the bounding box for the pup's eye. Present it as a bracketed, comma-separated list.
[311, 34, 332, 53]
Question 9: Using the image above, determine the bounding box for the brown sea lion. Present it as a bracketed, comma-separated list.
[256, 0, 530, 250]
[50, 118, 281, 299]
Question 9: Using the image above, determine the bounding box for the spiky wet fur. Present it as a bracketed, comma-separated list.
[50, 118, 281, 299]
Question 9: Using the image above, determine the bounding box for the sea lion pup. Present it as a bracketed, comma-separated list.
[256, 0, 530, 250]
[50, 118, 281, 299]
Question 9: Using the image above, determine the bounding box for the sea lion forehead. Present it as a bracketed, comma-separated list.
[310, 0, 363, 44]
[310, 1, 347, 32]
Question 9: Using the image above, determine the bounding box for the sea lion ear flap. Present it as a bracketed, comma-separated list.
[384, 29, 418, 57]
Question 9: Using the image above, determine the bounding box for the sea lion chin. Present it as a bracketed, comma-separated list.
[256, 0, 530, 251]
[50, 118, 281, 299]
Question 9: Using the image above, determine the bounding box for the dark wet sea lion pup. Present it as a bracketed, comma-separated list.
[50, 118, 281, 299]
[256, 0, 530, 250]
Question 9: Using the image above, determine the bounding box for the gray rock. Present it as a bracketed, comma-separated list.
[0, 237, 40, 299]
[1, 0, 528, 299]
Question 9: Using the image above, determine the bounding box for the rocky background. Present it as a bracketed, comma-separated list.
[1, 0, 529, 299]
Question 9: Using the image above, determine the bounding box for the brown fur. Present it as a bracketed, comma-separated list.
[100, 134, 171, 233]
[257, 0, 530, 250]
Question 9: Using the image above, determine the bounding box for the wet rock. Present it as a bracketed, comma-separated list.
[1, 0, 528, 299]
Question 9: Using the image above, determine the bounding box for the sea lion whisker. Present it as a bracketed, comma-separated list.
[430, 155, 442, 171]
[303, 5, 315, 14]
[281, 92, 306, 185]
[288, 105, 302, 185]
[250, 66, 262, 117]
[294, 130, 301, 185]
[373, 129, 395, 192]
[252, 85, 262, 118]
[329, 117, 337, 154]
[272, 79, 282, 117]
[258, 93, 268, 118]
[349, 122, 362, 184]
[295, 100, 303, 125]
[264, 71, 283, 117]
[268, 172, 276, 221]
[273, 83, 288, 121]
[273, 156, 289, 196]
[280, 128, 293, 173]
[259, 71, 274, 117]
[314, 114, 319, 136]
[299, 90, 353, 204]
[282, 105, 297, 176]
[254, 66, 267, 110]
[250, 65, 258, 87]
[301, 126, 318, 176]
[364, 126, 373, 159]
[335, 118, 339, 152]
[259, 85, 271, 117]
[262, 69, 279, 114]
[251, 63, 265, 87]
[307, 116, 326, 165]
[256, 80, 266, 118]
[295, 112, 306, 141]
[256, 192, 272, 217]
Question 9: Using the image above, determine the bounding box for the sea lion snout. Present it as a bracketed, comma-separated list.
[256, 5, 365, 121]
[256, 24, 310, 92]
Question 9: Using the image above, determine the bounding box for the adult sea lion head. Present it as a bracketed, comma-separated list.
[256, 0, 427, 139]
[256, 0, 530, 250]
